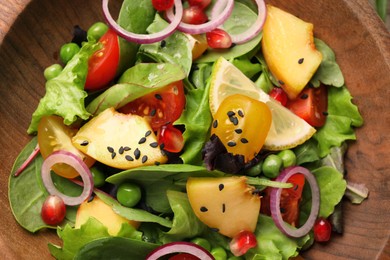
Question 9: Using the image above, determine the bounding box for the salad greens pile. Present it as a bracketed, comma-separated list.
[9, 0, 367, 259]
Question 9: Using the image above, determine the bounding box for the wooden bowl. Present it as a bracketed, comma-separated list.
[1, 0, 389, 259]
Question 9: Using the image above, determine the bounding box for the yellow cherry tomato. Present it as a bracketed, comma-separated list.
[211, 94, 272, 162]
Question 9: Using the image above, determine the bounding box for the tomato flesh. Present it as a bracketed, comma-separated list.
[287, 85, 328, 127]
[269, 87, 288, 106]
[260, 173, 305, 227]
[119, 81, 186, 131]
[85, 29, 120, 91]
[37, 115, 95, 178]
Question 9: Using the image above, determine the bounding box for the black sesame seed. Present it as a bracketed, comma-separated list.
[107, 146, 114, 153]
[139, 137, 147, 144]
[238, 110, 244, 117]
[154, 161, 161, 166]
[300, 93, 308, 99]
[125, 155, 134, 161]
[119, 146, 124, 154]
[142, 155, 148, 163]
[134, 148, 141, 159]
[160, 143, 165, 150]
[155, 93, 163, 100]
[241, 138, 249, 144]
[211, 228, 220, 232]
[235, 129, 243, 134]
[219, 183, 224, 191]
[111, 152, 116, 159]
[160, 40, 166, 48]
[123, 146, 131, 151]
[150, 109, 156, 116]
[222, 203, 226, 213]
[227, 141, 236, 147]
[323, 111, 329, 116]
[230, 116, 239, 126]
[145, 130, 152, 137]
[227, 111, 235, 117]
[280, 207, 286, 214]
[200, 206, 208, 212]
[278, 80, 285, 85]
[213, 120, 218, 128]
[80, 140, 89, 146]
[298, 58, 304, 64]
[150, 142, 159, 148]
[293, 184, 299, 191]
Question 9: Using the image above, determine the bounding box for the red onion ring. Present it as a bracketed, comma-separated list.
[166, 0, 234, 35]
[229, 0, 267, 44]
[41, 150, 93, 206]
[102, 0, 183, 44]
[270, 166, 320, 237]
[146, 241, 214, 260]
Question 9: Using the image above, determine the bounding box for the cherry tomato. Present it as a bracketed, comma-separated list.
[313, 217, 332, 242]
[188, 0, 211, 9]
[182, 6, 208, 25]
[211, 94, 272, 162]
[37, 115, 95, 178]
[206, 28, 232, 49]
[119, 81, 186, 131]
[169, 253, 200, 260]
[157, 124, 184, 153]
[260, 173, 305, 227]
[229, 230, 257, 257]
[152, 0, 174, 11]
[85, 29, 120, 91]
[269, 87, 288, 106]
[41, 195, 66, 226]
[287, 84, 328, 127]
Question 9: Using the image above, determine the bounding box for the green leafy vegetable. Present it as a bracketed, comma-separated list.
[27, 41, 101, 134]
[345, 182, 369, 204]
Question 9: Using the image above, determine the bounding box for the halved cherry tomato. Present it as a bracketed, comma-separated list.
[37, 115, 95, 178]
[157, 124, 185, 153]
[85, 29, 120, 91]
[260, 173, 305, 227]
[286, 84, 328, 127]
[119, 81, 186, 131]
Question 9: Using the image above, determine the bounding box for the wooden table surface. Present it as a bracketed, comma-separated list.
[1, 0, 390, 259]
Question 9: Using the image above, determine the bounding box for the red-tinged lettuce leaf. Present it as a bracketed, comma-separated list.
[27, 41, 101, 134]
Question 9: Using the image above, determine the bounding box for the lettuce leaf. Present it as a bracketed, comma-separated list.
[27, 41, 101, 134]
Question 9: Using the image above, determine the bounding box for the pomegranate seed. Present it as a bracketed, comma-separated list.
[229, 230, 258, 256]
[269, 87, 288, 106]
[313, 217, 332, 242]
[41, 195, 66, 226]
[182, 6, 208, 25]
[188, 0, 211, 9]
[206, 28, 232, 49]
[151, 0, 174, 11]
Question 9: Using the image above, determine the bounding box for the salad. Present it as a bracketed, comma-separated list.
[8, 0, 369, 259]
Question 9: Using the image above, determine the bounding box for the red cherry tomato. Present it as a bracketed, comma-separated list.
[269, 87, 288, 106]
[188, 0, 211, 9]
[287, 85, 328, 127]
[152, 0, 174, 11]
[41, 195, 66, 226]
[206, 28, 232, 49]
[313, 217, 332, 242]
[85, 29, 120, 91]
[158, 124, 185, 153]
[182, 6, 208, 25]
[119, 81, 186, 131]
[260, 173, 305, 227]
[229, 230, 257, 257]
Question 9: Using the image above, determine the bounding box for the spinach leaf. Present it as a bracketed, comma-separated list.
[310, 38, 344, 87]
[138, 14, 192, 76]
[27, 41, 101, 134]
[195, 2, 262, 63]
[86, 63, 186, 115]
[294, 139, 321, 166]
[74, 237, 158, 260]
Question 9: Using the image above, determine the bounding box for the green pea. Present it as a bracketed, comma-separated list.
[277, 149, 297, 168]
[43, 64, 63, 80]
[60, 42, 80, 64]
[262, 154, 283, 178]
[211, 247, 227, 260]
[90, 166, 106, 188]
[245, 161, 263, 177]
[116, 182, 142, 208]
[87, 22, 108, 41]
[190, 237, 211, 251]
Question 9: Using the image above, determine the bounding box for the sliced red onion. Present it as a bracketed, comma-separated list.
[41, 150, 93, 206]
[229, 0, 267, 44]
[14, 143, 40, 177]
[102, 0, 183, 44]
[270, 166, 320, 238]
[166, 0, 234, 35]
[146, 241, 214, 260]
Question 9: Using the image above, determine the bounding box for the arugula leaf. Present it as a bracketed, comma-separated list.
[311, 38, 345, 88]
[86, 63, 186, 115]
[27, 41, 101, 134]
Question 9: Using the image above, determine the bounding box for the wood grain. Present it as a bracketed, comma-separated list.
[1, 0, 389, 259]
